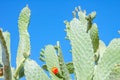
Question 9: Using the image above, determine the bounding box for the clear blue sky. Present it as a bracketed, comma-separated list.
[0, 0, 120, 80]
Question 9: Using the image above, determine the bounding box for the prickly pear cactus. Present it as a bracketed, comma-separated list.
[64, 6, 120, 80]
[0, 4, 120, 80]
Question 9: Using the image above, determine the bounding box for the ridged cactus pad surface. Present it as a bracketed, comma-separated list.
[24, 59, 50, 80]
[16, 5, 31, 67]
[94, 39, 120, 80]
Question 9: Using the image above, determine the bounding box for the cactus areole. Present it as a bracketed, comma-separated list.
[52, 67, 58, 75]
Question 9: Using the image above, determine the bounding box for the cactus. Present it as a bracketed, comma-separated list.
[0, 4, 120, 80]
[0, 30, 12, 80]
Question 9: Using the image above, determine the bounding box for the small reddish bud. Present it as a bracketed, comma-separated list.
[52, 67, 58, 75]
[0, 68, 3, 76]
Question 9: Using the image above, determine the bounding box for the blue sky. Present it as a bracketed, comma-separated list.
[0, 0, 120, 80]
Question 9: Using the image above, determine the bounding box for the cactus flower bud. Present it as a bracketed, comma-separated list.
[52, 67, 58, 75]
[0, 68, 3, 76]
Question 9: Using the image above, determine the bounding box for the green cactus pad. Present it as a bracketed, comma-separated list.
[44, 45, 63, 80]
[66, 17, 94, 80]
[16, 5, 31, 67]
[94, 38, 120, 80]
[24, 59, 50, 80]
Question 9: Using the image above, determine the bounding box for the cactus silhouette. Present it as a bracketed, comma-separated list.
[0, 5, 120, 80]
